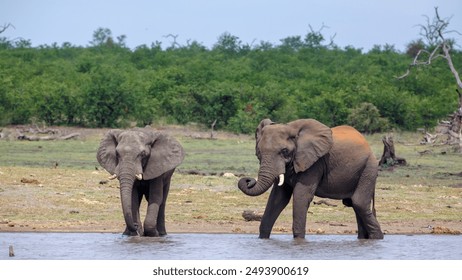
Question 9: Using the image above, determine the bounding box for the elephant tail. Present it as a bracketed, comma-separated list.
[372, 189, 377, 217]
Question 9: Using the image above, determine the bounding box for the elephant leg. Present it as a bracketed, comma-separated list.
[123, 182, 144, 236]
[292, 183, 316, 239]
[351, 200, 383, 239]
[143, 178, 163, 237]
[259, 184, 293, 238]
[352, 208, 368, 238]
[157, 170, 174, 236]
[351, 161, 384, 239]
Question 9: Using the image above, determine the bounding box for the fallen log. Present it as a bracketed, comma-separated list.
[242, 210, 263, 221]
[17, 132, 80, 141]
[313, 199, 337, 207]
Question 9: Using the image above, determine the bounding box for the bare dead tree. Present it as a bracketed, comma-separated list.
[398, 7, 462, 150]
[306, 23, 337, 48]
[163, 33, 181, 48]
[0, 23, 13, 34]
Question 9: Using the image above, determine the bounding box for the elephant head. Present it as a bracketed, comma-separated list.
[97, 128, 184, 233]
[238, 119, 333, 196]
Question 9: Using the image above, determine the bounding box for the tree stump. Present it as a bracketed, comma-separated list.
[9, 245, 14, 257]
[379, 135, 407, 167]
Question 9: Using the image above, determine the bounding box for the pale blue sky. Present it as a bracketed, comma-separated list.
[1, 0, 461, 51]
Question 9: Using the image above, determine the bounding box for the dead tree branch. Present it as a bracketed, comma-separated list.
[397, 7, 462, 89]
[163, 34, 181, 48]
[397, 7, 462, 151]
[0, 23, 14, 34]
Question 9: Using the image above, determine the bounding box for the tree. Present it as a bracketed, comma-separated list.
[0, 23, 13, 34]
[398, 7, 461, 89]
[213, 32, 242, 55]
[89, 27, 127, 48]
[398, 7, 462, 149]
[90, 27, 113, 47]
[83, 65, 135, 127]
[304, 24, 336, 49]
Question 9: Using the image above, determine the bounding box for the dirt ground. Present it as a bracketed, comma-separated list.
[2, 215, 461, 236]
[1, 125, 461, 236]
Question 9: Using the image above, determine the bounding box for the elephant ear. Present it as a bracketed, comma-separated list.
[255, 119, 275, 158]
[96, 129, 122, 174]
[143, 132, 185, 180]
[290, 119, 333, 173]
[255, 118, 275, 142]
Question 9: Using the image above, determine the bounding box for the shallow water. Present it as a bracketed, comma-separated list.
[1, 233, 461, 260]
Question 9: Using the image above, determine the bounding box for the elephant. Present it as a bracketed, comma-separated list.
[97, 127, 184, 237]
[238, 118, 384, 240]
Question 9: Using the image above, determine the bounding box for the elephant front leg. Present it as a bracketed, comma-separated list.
[143, 179, 164, 237]
[144, 203, 160, 237]
[292, 183, 315, 239]
[123, 183, 144, 236]
[156, 172, 173, 236]
[259, 183, 293, 238]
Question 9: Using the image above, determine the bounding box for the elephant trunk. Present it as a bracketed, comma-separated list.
[118, 165, 139, 234]
[238, 167, 280, 196]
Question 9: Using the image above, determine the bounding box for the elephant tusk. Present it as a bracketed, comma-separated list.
[278, 174, 285, 186]
[108, 174, 117, 180]
[135, 174, 143, 180]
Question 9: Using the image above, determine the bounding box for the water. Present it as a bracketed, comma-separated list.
[1, 232, 461, 260]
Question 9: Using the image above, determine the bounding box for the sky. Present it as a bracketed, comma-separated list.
[1, 0, 461, 51]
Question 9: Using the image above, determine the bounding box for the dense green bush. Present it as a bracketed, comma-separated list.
[347, 102, 389, 133]
[0, 29, 460, 133]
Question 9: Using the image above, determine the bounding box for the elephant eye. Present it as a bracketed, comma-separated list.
[281, 148, 290, 158]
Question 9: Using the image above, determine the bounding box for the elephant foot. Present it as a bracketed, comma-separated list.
[367, 232, 384, 240]
[144, 228, 160, 237]
[357, 231, 384, 240]
[123, 230, 140, 236]
[258, 232, 271, 239]
[293, 233, 306, 239]
[123, 224, 143, 236]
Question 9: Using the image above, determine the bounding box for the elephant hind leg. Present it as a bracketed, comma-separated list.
[351, 161, 384, 239]
[352, 206, 369, 239]
[351, 203, 383, 239]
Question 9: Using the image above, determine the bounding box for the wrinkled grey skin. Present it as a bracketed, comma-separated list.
[238, 119, 383, 239]
[97, 127, 184, 236]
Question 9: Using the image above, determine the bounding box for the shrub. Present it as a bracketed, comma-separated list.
[347, 102, 389, 133]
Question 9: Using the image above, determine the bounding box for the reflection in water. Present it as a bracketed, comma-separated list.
[1, 233, 461, 260]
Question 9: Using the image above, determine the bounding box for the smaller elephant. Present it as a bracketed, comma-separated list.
[97, 127, 184, 236]
[238, 118, 384, 239]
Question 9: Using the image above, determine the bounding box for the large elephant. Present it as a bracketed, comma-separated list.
[97, 127, 184, 236]
[238, 118, 384, 239]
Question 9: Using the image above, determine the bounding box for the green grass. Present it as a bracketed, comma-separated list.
[1, 129, 461, 187]
[0, 133, 259, 174]
[0, 140, 100, 169]
[178, 137, 258, 175]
